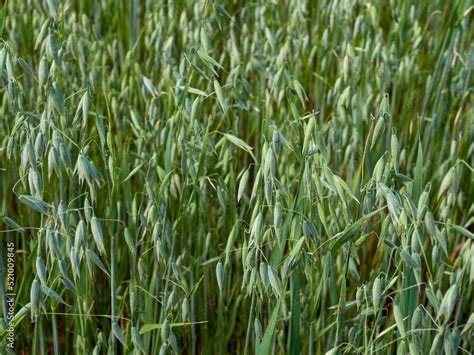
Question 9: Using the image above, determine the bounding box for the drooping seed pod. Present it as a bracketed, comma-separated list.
[391, 131, 399, 173]
[259, 262, 269, 290]
[91, 217, 106, 255]
[38, 56, 48, 87]
[131, 326, 145, 353]
[254, 318, 263, 340]
[30, 279, 41, 322]
[439, 285, 458, 322]
[36, 256, 47, 286]
[75, 220, 86, 251]
[216, 261, 224, 295]
[181, 298, 189, 322]
[411, 307, 423, 330]
[393, 302, 405, 337]
[372, 276, 381, 310]
[161, 318, 170, 341]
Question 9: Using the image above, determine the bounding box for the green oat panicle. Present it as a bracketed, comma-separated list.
[0, 0, 472, 353]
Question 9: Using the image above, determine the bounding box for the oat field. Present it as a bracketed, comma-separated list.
[0, 0, 473, 354]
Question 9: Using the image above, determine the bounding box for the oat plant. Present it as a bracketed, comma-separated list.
[0, 0, 473, 354]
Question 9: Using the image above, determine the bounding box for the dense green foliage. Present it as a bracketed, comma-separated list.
[0, 0, 473, 353]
